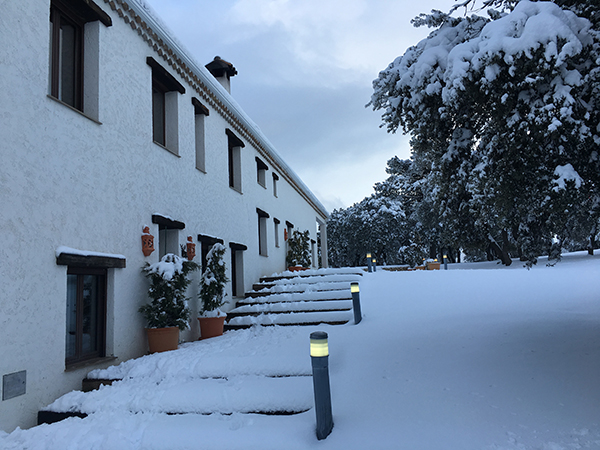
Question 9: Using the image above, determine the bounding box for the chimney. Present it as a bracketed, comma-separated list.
[205, 56, 237, 94]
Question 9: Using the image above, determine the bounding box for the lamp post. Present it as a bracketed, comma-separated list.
[366, 252, 372, 273]
[310, 331, 333, 440]
[350, 282, 362, 324]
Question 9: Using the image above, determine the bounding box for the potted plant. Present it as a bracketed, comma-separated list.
[286, 229, 311, 271]
[139, 253, 199, 352]
[198, 243, 229, 339]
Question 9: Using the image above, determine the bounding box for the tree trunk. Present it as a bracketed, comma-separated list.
[488, 235, 512, 266]
[589, 223, 597, 256]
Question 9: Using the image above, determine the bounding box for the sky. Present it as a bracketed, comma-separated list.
[144, 0, 455, 211]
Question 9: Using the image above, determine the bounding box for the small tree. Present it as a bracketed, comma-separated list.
[286, 230, 311, 268]
[139, 254, 199, 331]
[199, 243, 229, 316]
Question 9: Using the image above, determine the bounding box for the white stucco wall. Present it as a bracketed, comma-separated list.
[0, 0, 327, 432]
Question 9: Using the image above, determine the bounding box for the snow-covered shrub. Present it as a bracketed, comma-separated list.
[199, 243, 228, 316]
[286, 230, 311, 268]
[139, 253, 199, 330]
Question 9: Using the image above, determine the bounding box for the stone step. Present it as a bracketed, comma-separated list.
[259, 268, 364, 283]
[235, 289, 352, 307]
[225, 310, 352, 330]
[255, 274, 362, 289]
[227, 299, 353, 318]
[41, 375, 313, 420]
[246, 281, 355, 298]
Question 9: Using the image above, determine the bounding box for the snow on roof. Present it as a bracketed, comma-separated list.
[56, 246, 126, 260]
[127, 0, 328, 220]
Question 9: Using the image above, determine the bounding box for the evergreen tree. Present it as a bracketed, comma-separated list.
[199, 243, 229, 314]
[370, 0, 600, 265]
[286, 230, 312, 267]
[139, 254, 199, 330]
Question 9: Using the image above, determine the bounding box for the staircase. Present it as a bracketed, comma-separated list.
[225, 268, 363, 330]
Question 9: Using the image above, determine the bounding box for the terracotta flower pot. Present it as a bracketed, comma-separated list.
[198, 316, 225, 340]
[146, 327, 179, 353]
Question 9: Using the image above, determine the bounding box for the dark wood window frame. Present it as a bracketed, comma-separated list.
[229, 242, 247, 297]
[49, 0, 111, 112]
[256, 157, 268, 187]
[65, 266, 107, 367]
[147, 57, 185, 150]
[56, 247, 124, 369]
[272, 173, 279, 197]
[257, 208, 270, 256]
[226, 129, 245, 192]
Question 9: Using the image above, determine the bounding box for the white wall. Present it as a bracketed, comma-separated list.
[0, 0, 327, 432]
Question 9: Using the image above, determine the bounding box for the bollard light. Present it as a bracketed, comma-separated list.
[372, 258, 377, 272]
[366, 252, 372, 273]
[443, 254, 448, 270]
[310, 331, 333, 440]
[350, 282, 362, 324]
[310, 332, 329, 357]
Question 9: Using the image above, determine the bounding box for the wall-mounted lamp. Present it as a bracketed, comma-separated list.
[141, 226, 155, 257]
[186, 236, 196, 260]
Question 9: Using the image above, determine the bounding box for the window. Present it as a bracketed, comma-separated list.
[257, 208, 270, 256]
[56, 247, 124, 368]
[66, 267, 107, 366]
[192, 98, 209, 172]
[226, 129, 244, 192]
[49, 0, 111, 116]
[274, 218, 280, 248]
[152, 214, 185, 258]
[229, 242, 247, 297]
[285, 221, 294, 243]
[272, 173, 279, 197]
[147, 57, 185, 154]
[256, 157, 268, 188]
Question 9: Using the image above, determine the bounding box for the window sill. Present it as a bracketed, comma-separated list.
[153, 141, 180, 157]
[47, 95, 102, 125]
[229, 186, 243, 194]
[65, 356, 117, 372]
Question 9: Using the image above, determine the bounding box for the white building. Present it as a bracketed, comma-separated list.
[0, 0, 328, 432]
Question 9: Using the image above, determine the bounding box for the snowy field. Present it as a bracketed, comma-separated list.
[2, 251, 599, 450]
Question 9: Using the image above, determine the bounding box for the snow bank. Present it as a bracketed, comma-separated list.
[2, 252, 600, 449]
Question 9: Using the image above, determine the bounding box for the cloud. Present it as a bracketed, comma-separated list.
[144, 0, 448, 207]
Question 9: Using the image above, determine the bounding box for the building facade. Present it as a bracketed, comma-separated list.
[0, 0, 328, 432]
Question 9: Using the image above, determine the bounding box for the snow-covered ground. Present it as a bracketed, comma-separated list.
[2, 251, 599, 449]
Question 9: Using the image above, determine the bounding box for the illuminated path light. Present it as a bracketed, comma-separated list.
[310, 331, 333, 440]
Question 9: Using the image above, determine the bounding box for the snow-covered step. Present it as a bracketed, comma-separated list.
[228, 300, 353, 317]
[226, 310, 352, 329]
[236, 289, 351, 306]
[261, 267, 364, 282]
[247, 281, 355, 298]
[42, 375, 313, 417]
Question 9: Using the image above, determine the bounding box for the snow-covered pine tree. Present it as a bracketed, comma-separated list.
[286, 230, 312, 268]
[370, 0, 600, 264]
[139, 254, 199, 330]
[199, 243, 228, 315]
